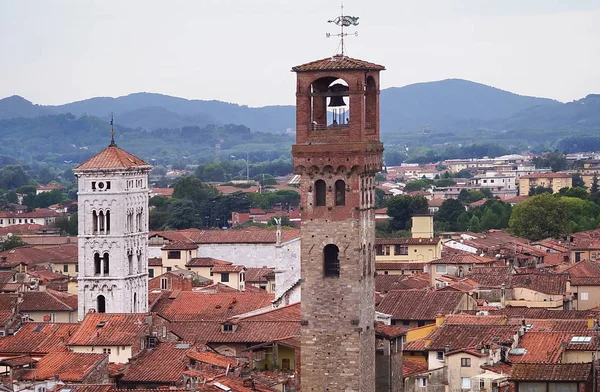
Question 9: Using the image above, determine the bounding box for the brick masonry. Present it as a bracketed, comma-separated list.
[293, 61, 383, 391]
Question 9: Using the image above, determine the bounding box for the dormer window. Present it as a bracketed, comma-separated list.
[222, 323, 235, 333]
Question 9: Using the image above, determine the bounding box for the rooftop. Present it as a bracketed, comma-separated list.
[75, 144, 149, 170]
[292, 55, 385, 72]
[67, 313, 148, 346]
[510, 363, 591, 381]
[22, 351, 106, 382]
[376, 290, 468, 320]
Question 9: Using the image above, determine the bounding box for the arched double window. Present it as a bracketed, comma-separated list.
[315, 180, 326, 206]
[323, 244, 340, 277]
[335, 180, 346, 206]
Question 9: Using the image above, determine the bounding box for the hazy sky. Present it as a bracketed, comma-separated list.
[1, 0, 599, 107]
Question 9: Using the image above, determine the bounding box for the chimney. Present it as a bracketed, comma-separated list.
[500, 283, 506, 309]
[435, 313, 445, 327]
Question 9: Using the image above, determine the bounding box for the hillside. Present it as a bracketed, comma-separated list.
[0, 96, 50, 120]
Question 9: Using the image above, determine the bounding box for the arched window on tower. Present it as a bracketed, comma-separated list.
[103, 253, 110, 275]
[335, 180, 346, 206]
[133, 292, 137, 313]
[94, 253, 101, 276]
[365, 76, 377, 130]
[105, 211, 111, 233]
[128, 253, 133, 275]
[367, 243, 372, 276]
[98, 211, 105, 233]
[92, 211, 98, 233]
[323, 244, 340, 277]
[97, 295, 106, 313]
[315, 180, 326, 206]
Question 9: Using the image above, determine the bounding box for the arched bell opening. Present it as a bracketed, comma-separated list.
[97, 295, 106, 313]
[309, 77, 350, 129]
[365, 75, 377, 130]
[323, 244, 340, 277]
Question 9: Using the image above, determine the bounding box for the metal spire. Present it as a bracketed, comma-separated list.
[109, 113, 117, 147]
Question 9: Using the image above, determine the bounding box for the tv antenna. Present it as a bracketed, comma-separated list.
[326, 3, 359, 57]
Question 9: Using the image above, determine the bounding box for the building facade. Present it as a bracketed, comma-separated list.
[74, 139, 151, 319]
[292, 55, 384, 391]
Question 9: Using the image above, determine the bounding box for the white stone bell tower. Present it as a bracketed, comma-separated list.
[74, 134, 151, 320]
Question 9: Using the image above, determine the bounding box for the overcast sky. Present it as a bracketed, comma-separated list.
[1, 0, 599, 107]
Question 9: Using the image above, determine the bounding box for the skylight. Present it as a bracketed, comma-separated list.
[570, 336, 592, 344]
[509, 348, 527, 355]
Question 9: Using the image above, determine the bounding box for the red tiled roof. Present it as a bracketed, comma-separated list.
[151, 188, 174, 197]
[121, 342, 192, 383]
[56, 385, 112, 392]
[481, 362, 513, 376]
[151, 228, 300, 244]
[162, 241, 198, 250]
[20, 290, 77, 312]
[186, 257, 232, 267]
[0, 208, 61, 219]
[187, 350, 238, 368]
[375, 262, 426, 271]
[68, 313, 148, 346]
[426, 324, 518, 351]
[376, 290, 468, 321]
[444, 314, 508, 325]
[22, 351, 106, 382]
[520, 172, 572, 179]
[375, 323, 407, 339]
[148, 257, 162, 266]
[292, 55, 385, 72]
[0, 322, 78, 355]
[402, 359, 429, 377]
[430, 254, 495, 265]
[75, 144, 149, 170]
[375, 275, 414, 293]
[510, 363, 591, 381]
[169, 303, 300, 344]
[0, 244, 78, 267]
[245, 267, 275, 283]
[564, 260, 600, 286]
[403, 338, 428, 351]
[504, 195, 529, 204]
[469, 273, 568, 295]
[509, 332, 570, 363]
[375, 237, 440, 245]
[151, 291, 274, 322]
[212, 265, 245, 273]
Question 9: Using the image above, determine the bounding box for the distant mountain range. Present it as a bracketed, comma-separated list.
[1, 79, 599, 134]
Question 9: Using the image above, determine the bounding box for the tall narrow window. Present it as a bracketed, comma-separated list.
[128, 254, 133, 275]
[315, 180, 326, 206]
[323, 244, 340, 277]
[98, 211, 105, 233]
[133, 293, 137, 313]
[105, 211, 110, 233]
[92, 211, 98, 233]
[335, 180, 346, 206]
[367, 244, 372, 276]
[97, 295, 106, 313]
[103, 253, 110, 275]
[94, 253, 101, 275]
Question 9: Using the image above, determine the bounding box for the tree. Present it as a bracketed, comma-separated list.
[0, 235, 26, 252]
[435, 178, 456, 187]
[533, 151, 568, 172]
[403, 179, 432, 193]
[435, 199, 465, 231]
[166, 199, 203, 230]
[469, 216, 481, 232]
[558, 187, 588, 200]
[572, 173, 586, 188]
[54, 213, 77, 235]
[509, 193, 572, 241]
[457, 213, 470, 231]
[480, 209, 499, 231]
[172, 176, 218, 204]
[4, 191, 18, 204]
[375, 188, 387, 209]
[529, 186, 553, 196]
[591, 174, 599, 195]
[386, 195, 428, 231]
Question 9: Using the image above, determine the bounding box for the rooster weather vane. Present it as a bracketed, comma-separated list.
[326, 3, 359, 57]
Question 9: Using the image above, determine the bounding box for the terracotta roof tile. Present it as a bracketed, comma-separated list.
[56, 385, 112, 392]
[22, 351, 106, 382]
[510, 363, 591, 381]
[509, 332, 568, 363]
[245, 267, 275, 283]
[211, 265, 245, 273]
[187, 350, 238, 368]
[68, 313, 148, 346]
[469, 273, 568, 295]
[162, 241, 198, 250]
[19, 289, 77, 312]
[375, 274, 416, 293]
[430, 254, 495, 264]
[292, 55, 385, 72]
[427, 324, 518, 351]
[186, 257, 232, 267]
[402, 359, 429, 377]
[0, 322, 78, 355]
[375, 262, 426, 271]
[444, 314, 508, 325]
[151, 291, 274, 321]
[375, 237, 439, 245]
[148, 257, 162, 266]
[376, 290, 468, 321]
[75, 144, 149, 170]
[375, 323, 407, 339]
[121, 342, 192, 383]
[0, 244, 78, 267]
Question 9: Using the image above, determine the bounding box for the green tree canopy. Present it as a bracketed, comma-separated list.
[509, 193, 573, 241]
[386, 195, 428, 231]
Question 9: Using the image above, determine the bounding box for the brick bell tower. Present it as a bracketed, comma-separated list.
[292, 54, 384, 391]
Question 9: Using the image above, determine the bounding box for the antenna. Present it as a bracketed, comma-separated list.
[327, 2, 359, 57]
[109, 113, 116, 147]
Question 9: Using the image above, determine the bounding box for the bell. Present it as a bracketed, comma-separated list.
[328, 95, 346, 107]
[328, 83, 349, 107]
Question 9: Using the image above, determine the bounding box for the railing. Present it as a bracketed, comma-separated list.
[310, 123, 349, 131]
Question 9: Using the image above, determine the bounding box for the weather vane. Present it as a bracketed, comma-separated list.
[109, 113, 116, 146]
[326, 3, 359, 57]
